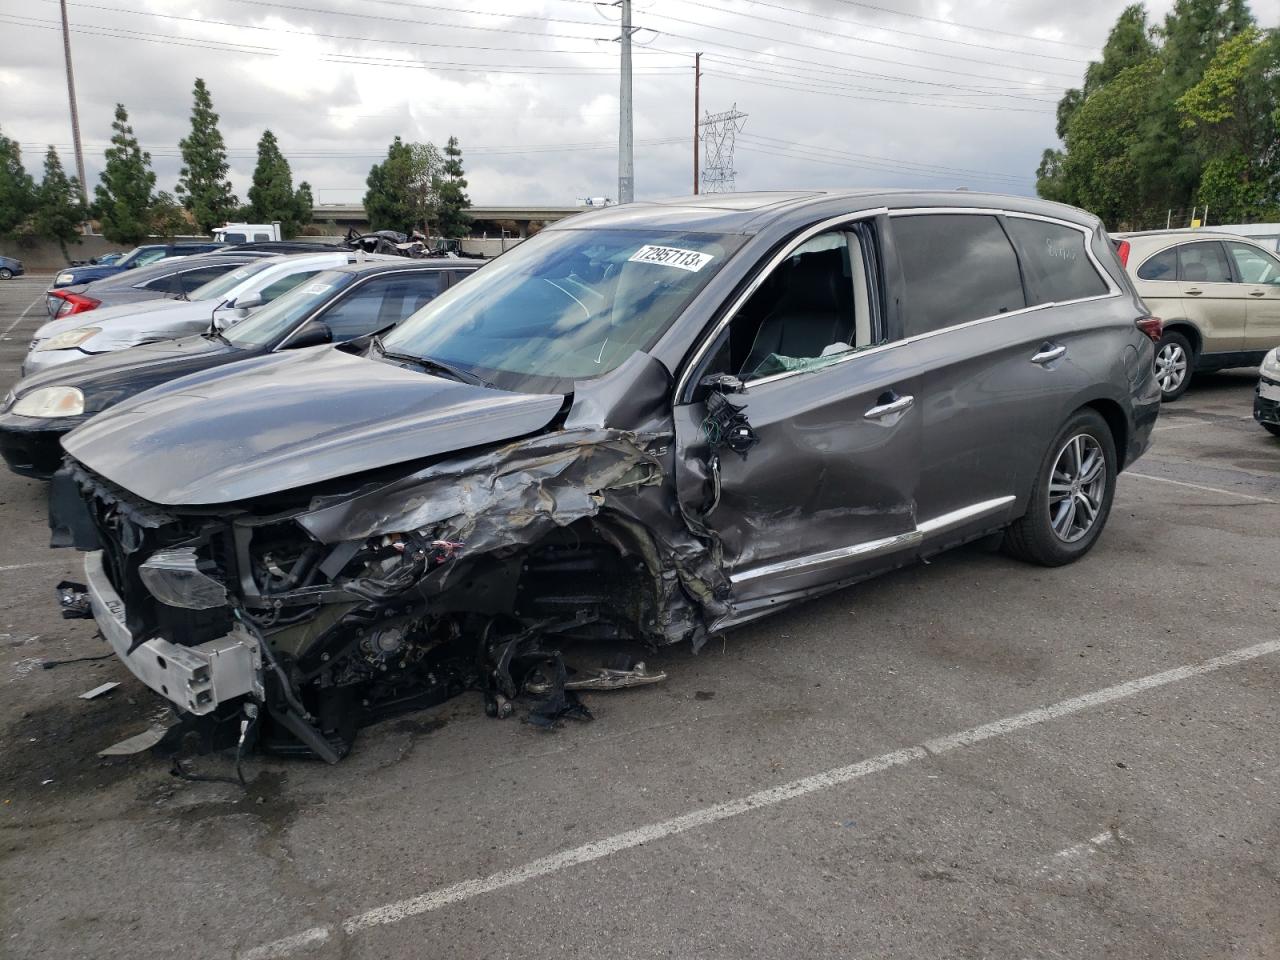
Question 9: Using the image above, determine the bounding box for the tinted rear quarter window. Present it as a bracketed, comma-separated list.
[1137, 247, 1177, 281]
[1004, 218, 1108, 304]
[894, 214, 1026, 336]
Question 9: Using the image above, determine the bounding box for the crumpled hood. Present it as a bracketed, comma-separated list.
[34, 299, 223, 349]
[61, 346, 566, 506]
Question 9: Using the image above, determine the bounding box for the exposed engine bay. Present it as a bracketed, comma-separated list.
[50, 362, 732, 762]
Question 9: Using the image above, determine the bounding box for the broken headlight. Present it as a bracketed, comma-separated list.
[139, 547, 228, 610]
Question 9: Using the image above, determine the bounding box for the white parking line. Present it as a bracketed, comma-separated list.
[1034, 829, 1127, 876]
[239, 638, 1280, 959]
[0, 561, 72, 573]
[0, 293, 44, 339]
[1124, 472, 1277, 503]
[1153, 418, 1249, 432]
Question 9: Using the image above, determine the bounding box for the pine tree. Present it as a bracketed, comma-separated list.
[247, 130, 305, 237]
[176, 78, 237, 233]
[0, 126, 37, 242]
[95, 104, 157, 245]
[433, 136, 471, 239]
[33, 147, 87, 258]
[292, 181, 314, 236]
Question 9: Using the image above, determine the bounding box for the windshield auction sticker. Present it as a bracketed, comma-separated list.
[628, 245, 715, 272]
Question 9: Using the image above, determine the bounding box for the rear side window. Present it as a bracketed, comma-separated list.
[1004, 218, 1108, 304]
[894, 214, 1026, 336]
[259, 271, 318, 303]
[1137, 247, 1176, 281]
[1176, 242, 1231, 283]
[178, 264, 239, 292]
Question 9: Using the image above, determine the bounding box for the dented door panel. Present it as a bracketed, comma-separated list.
[673, 343, 921, 606]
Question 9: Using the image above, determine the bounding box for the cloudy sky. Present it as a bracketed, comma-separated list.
[2, 0, 1278, 209]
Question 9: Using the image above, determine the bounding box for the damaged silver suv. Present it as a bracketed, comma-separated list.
[50, 191, 1161, 761]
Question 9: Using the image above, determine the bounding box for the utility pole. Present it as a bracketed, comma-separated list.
[616, 0, 634, 204]
[58, 0, 89, 206]
[693, 53, 701, 195]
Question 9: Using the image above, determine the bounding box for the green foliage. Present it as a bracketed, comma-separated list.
[247, 130, 306, 237]
[95, 104, 157, 245]
[1178, 28, 1280, 217]
[33, 147, 87, 255]
[364, 137, 416, 232]
[364, 137, 442, 233]
[149, 191, 190, 241]
[176, 79, 238, 233]
[0, 127, 37, 242]
[1037, 2, 1273, 228]
[433, 136, 471, 239]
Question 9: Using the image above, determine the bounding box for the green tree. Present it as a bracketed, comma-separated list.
[149, 191, 191, 241]
[33, 147, 87, 258]
[293, 181, 314, 235]
[364, 136, 416, 232]
[95, 103, 157, 245]
[433, 136, 471, 239]
[0, 127, 37, 242]
[247, 129, 306, 236]
[176, 78, 237, 233]
[1178, 27, 1280, 219]
[364, 137, 442, 234]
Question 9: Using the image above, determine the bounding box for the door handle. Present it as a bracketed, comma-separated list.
[1250, 290, 1266, 297]
[864, 394, 914, 420]
[1186, 288, 1203, 296]
[1030, 344, 1067, 365]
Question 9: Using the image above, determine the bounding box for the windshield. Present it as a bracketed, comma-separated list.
[223, 270, 356, 348]
[190, 258, 276, 302]
[381, 228, 744, 393]
[115, 247, 147, 269]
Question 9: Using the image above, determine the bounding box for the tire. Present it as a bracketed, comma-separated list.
[1154, 331, 1193, 401]
[1264, 423, 1280, 438]
[1003, 408, 1117, 567]
[0, 268, 11, 280]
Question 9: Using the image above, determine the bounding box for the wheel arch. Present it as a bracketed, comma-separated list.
[1160, 319, 1201, 357]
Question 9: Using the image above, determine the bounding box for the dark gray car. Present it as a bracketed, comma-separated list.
[49, 190, 1161, 763]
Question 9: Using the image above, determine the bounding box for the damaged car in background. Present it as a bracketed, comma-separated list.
[49, 190, 1161, 763]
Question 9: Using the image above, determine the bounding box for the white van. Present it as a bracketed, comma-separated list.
[214, 222, 283, 243]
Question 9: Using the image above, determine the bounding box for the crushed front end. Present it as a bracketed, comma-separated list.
[51, 418, 730, 762]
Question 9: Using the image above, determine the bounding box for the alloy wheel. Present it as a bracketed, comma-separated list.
[1048, 434, 1106, 543]
[0, 269, 11, 280]
[1155, 341, 1187, 394]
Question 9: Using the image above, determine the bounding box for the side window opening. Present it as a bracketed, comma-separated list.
[1176, 242, 1231, 283]
[707, 224, 880, 383]
[1226, 242, 1280, 285]
[893, 213, 1026, 336]
[1003, 217, 1109, 304]
[1137, 247, 1177, 281]
[258, 270, 320, 304]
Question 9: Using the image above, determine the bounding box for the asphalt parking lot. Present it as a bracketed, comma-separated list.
[1, 273, 1278, 960]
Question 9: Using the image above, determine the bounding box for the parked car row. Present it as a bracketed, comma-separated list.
[0, 190, 1164, 764]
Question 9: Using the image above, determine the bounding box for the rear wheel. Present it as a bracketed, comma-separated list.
[1154, 331, 1193, 401]
[1263, 423, 1280, 438]
[0, 268, 12, 280]
[1004, 409, 1117, 567]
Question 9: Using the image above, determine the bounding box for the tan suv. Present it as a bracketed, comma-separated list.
[1113, 230, 1280, 400]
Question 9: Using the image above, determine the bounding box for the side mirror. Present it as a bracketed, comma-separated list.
[231, 293, 263, 310]
[285, 319, 333, 349]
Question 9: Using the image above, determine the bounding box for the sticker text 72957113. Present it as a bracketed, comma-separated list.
[628, 245, 715, 273]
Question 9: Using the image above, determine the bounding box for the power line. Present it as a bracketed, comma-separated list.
[669, 0, 1088, 74]
[705, 68, 1055, 114]
[723, 0, 1093, 63]
[42, 0, 684, 60]
[818, 0, 1097, 50]
[638, 9, 1084, 85]
[736, 133, 1031, 185]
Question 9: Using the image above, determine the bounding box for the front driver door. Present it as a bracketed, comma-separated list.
[672, 220, 920, 622]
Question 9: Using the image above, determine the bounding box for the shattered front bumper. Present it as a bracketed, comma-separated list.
[84, 550, 264, 715]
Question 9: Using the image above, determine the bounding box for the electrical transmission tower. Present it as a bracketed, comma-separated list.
[699, 105, 747, 193]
